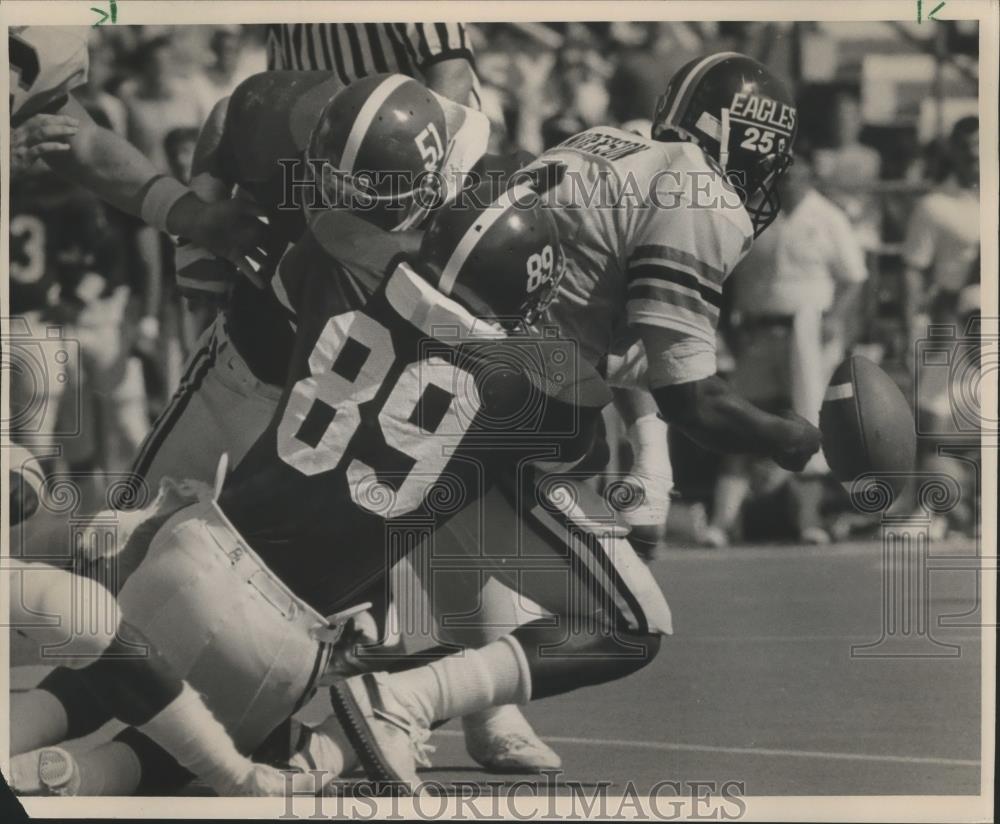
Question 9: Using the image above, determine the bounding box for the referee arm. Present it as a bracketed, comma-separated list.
[403, 22, 476, 105]
[423, 57, 475, 105]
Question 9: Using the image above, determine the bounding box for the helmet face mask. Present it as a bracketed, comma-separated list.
[739, 149, 793, 236]
[652, 52, 798, 238]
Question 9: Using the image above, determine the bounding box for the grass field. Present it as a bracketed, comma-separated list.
[10, 537, 985, 798]
[414, 538, 984, 796]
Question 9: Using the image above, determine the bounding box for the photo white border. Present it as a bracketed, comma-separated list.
[1, 1, 996, 821]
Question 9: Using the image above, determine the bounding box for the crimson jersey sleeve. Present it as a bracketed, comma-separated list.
[9, 27, 88, 126]
[220, 258, 609, 615]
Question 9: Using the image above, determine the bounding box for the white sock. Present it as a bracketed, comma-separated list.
[138, 683, 251, 794]
[388, 637, 532, 729]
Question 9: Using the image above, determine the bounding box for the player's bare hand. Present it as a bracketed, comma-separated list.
[10, 114, 80, 173]
[772, 411, 822, 472]
[169, 196, 270, 288]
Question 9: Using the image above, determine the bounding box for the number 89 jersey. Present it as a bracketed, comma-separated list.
[219, 257, 610, 616]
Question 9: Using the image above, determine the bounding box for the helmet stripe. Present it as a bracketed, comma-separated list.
[663, 51, 743, 129]
[340, 73, 410, 173]
[438, 182, 536, 295]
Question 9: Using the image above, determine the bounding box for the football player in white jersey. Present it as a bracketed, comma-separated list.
[532, 52, 821, 482]
[8, 26, 268, 277]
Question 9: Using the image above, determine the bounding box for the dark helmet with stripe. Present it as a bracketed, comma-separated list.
[416, 180, 565, 329]
[652, 52, 797, 237]
[305, 73, 449, 230]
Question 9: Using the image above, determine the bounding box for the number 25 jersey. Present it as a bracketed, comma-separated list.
[219, 253, 610, 615]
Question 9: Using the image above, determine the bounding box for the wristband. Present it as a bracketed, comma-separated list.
[138, 316, 161, 340]
[140, 175, 193, 233]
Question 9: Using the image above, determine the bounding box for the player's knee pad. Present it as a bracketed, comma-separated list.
[512, 618, 662, 700]
[78, 620, 183, 727]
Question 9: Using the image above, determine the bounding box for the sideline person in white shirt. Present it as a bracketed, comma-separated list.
[703, 147, 868, 547]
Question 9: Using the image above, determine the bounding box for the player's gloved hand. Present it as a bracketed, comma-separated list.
[10, 113, 80, 173]
[167, 195, 269, 288]
[771, 411, 823, 472]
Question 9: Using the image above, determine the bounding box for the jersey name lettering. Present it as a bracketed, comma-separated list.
[559, 131, 649, 162]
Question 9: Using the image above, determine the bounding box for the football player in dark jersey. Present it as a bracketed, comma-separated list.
[15, 179, 658, 797]
[130, 71, 489, 488]
[124, 69, 560, 771]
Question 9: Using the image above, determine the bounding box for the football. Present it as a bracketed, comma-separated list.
[819, 355, 916, 485]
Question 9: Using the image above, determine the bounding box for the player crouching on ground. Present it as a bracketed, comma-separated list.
[6, 445, 310, 796]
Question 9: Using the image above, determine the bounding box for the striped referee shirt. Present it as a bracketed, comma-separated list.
[266, 23, 474, 82]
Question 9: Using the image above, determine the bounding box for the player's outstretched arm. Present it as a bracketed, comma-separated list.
[653, 375, 821, 472]
[41, 95, 266, 280]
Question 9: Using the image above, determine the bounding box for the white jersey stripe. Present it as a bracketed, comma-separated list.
[340, 74, 410, 173]
[438, 183, 535, 295]
[384, 263, 506, 341]
[627, 301, 716, 342]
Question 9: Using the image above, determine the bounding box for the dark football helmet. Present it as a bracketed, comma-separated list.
[652, 52, 798, 237]
[416, 181, 564, 329]
[305, 73, 449, 230]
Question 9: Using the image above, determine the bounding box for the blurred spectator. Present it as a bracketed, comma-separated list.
[541, 44, 612, 148]
[903, 117, 979, 537]
[702, 148, 868, 547]
[607, 24, 696, 126]
[902, 116, 979, 342]
[814, 89, 883, 253]
[8, 167, 149, 495]
[191, 26, 247, 114]
[75, 33, 128, 136]
[117, 34, 209, 397]
[119, 34, 208, 172]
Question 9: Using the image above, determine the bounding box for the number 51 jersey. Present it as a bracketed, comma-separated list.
[219, 255, 611, 616]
